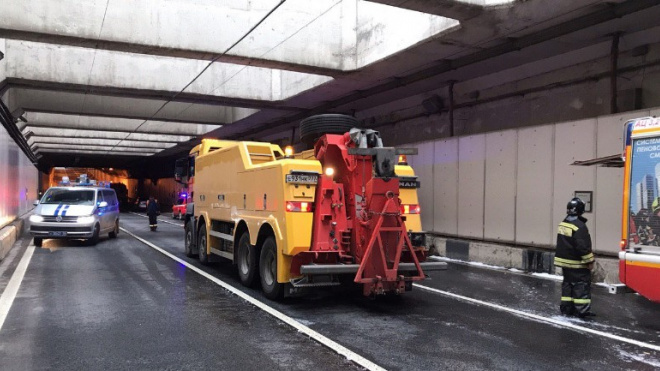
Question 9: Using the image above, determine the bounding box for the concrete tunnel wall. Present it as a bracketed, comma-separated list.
[0, 38, 6, 83]
[0, 119, 39, 230]
[1, 38, 39, 230]
[404, 107, 660, 257]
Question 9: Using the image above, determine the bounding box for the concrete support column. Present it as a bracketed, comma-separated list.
[448, 80, 456, 137]
[610, 32, 621, 114]
[340, 0, 358, 71]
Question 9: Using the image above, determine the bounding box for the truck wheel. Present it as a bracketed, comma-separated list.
[237, 232, 259, 287]
[198, 223, 210, 265]
[259, 236, 283, 300]
[300, 114, 358, 147]
[184, 220, 197, 257]
[34, 238, 42, 247]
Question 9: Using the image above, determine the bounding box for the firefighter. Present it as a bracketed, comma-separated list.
[554, 197, 595, 318]
[146, 196, 160, 231]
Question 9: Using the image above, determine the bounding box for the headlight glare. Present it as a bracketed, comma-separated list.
[29, 215, 44, 223]
[77, 216, 96, 224]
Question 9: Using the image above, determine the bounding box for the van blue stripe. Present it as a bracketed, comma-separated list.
[61, 205, 70, 216]
[53, 204, 63, 216]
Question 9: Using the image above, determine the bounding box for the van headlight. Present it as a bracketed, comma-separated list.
[29, 215, 44, 223]
[77, 216, 96, 224]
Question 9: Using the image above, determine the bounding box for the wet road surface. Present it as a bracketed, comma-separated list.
[1, 213, 659, 370]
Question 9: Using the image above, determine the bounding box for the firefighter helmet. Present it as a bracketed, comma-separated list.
[567, 197, 586, 216]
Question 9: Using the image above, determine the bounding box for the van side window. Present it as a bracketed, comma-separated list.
[103, 190, 117, 206]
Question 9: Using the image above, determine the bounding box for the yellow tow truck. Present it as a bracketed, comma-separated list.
[176, 115, 445, 299]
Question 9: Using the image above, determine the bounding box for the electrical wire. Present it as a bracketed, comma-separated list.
[109, 0, 288, 153]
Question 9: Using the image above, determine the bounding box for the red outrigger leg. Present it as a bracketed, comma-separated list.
[354, 179, 425, 296]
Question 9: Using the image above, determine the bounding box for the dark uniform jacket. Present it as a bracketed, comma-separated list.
[146, 200, 160, 216]
[554, 216, 595, 269]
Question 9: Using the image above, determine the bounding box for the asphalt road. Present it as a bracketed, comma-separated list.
[0, 213, 659, 370]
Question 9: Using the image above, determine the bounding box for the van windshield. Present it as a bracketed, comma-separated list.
[41, 189, 96, 206]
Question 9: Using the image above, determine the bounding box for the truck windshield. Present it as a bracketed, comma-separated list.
[629, 136, 660, 246]
[41, 189, 96, 206]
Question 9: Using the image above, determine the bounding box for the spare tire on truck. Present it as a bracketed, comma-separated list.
[300, 114, 358, 147]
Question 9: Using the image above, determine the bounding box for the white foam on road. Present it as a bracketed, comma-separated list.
[617, 349, 660, 367]
[531, 272, 563, 281]
[120, 227, 386, 371]
[0, 243, 35, 332]
[429, 256, 506, 271]
[414, 283, 660, 353]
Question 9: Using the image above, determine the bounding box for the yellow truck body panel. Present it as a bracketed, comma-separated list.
[194, 140, 321, 283]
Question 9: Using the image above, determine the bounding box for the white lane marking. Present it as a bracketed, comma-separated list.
[128, 212, 184, 227]
[0, 244, 36, 332]
[414, 284, 660, 352]
[120, 227, 386, 371]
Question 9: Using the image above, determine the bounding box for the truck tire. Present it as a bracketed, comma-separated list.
[237, 232, 259, 287]
[198, 223, 210, 265]
[184, 220, 196, 257]
[259, 236, 283, 300]
[299, 114, 358, 147]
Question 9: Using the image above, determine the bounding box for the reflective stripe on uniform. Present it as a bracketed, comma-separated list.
[558, 222, 579, 237]
[554, 257, 589, 268]
[581, 253, 595, 263]
[573, 298, 591, 304]
[561, 296, 573, 302]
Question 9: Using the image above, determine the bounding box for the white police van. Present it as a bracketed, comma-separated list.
[29, 176, 120, 247]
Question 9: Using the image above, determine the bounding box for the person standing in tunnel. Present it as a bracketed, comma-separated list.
[554, 197, 596, 318]
[146, 196, 160, 231]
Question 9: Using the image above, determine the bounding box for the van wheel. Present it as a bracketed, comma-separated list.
[237, 232, 259, 287]
[259, 236, 283, 300]
[184, 220, 196, 257]
[198, 223, 210, 265]
[88, 224, 100, 246]
[34, 238, 42, 247]
[109, 220, 119, 238]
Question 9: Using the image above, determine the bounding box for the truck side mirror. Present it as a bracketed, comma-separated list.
[98, 201, 108, 208]
[174, 157, 188, 182]
[33, 200, 39, 206]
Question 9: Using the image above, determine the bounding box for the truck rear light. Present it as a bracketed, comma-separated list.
[398, 155, 408, 165]
[286, 201, 313, 212]
[400, 204, 420, 214]
[620, 239, 627, 250]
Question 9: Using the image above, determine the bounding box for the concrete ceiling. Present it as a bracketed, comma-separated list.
[1, 0, 659, 175]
